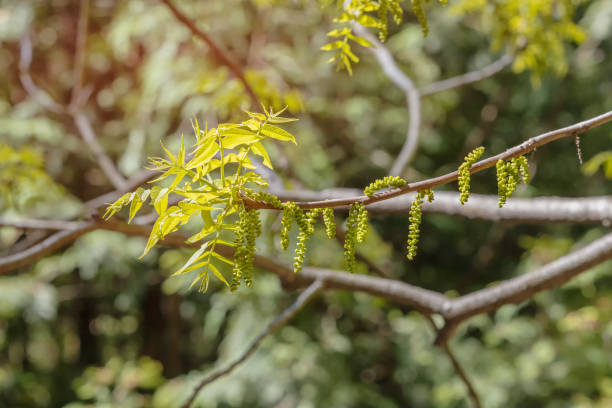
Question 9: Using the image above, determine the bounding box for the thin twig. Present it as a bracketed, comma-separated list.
[419, 54, 513, 97]
[160, 0, 259, 109]
[19, 31, 128, 190]
[354, 24, 421, 176]
[70, 0, 89, 107]
[72, 111, 128, 190]
[243, 109, 612, 210]
[18, 35, 65, 114]
[440, 341, 482, 408]
[181, 279, 324, 408]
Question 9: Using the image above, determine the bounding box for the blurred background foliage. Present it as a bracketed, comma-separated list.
[0, 0, 611, 407]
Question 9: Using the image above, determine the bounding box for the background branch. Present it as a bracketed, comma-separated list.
[440, 341, 482, 408]
[270, 189, 612, 224]
[354, 24, 421, 177]
[419, 54, 513, 96]
[181, 279, 324, 408]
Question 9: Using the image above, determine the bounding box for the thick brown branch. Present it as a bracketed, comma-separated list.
[160, 0, 259, 109]
[419, 54, 513, 97]
[181, 279, 324, 408]
[244, 109, 612, 210]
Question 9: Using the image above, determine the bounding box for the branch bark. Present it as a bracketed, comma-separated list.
[269, 189, 612, 224]
[243, 109, 612, 210]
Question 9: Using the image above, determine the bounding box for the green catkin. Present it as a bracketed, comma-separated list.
[343, 203, 362, 272]
[378, 0, 389, 41]
[364, 175, 407, 196]
[516, 156, 530, 184]
[322, 207, 336, 238]
[355, 203, 369, 243]
[293, 209, 320, 273]
[242, 209, 261, 287]
[496, 156, 530, 208]
[411, 0, 428, 36]
[458, 146, 485, 205]
[231, 207, 261, 290]
[388, 0, 403, 24]
[406, 190, 427, 261]
[280, 202, 297, 250]
[496, 159, 508, 207]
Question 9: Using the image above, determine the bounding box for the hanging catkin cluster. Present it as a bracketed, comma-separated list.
[294, 209, 322, 273]
[231, 207, 261, 291]
[496, 156, 530, 207]
[406, 189, 434, 261]
[364, 175, 407, 196]
[377, 0, 403, 41]
[457, 146, 485, 205]
[343, 202, 369, 272]
[322, 207, 336, 238]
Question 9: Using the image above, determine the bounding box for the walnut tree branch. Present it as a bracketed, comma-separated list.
[181, 279, 324, 408]
[243, 109, 612, 210]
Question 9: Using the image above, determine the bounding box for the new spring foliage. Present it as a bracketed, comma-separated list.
[104, 107, 297, 291]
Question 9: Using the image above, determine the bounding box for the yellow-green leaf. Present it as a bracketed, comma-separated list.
[209, 263, 229, 286]
[251, 142, 273, 169]
[260, 124, 297, 144]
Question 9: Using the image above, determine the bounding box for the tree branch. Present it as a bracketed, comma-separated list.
[2, 217, 610, 359]
[160, 0, 259, 109]
[419, 54, 513, 97]
[0, 218, 88, 231]
[354, 24, 421, 177]
[181, 279, 324, 408]
[440, 341, 482, 408]
[19, 32, 128, 191]
[18, 35, 65, 114]
[243, 109, 612, 210]
[269, 189, 612, 224]
[71, 111, 128, 190]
